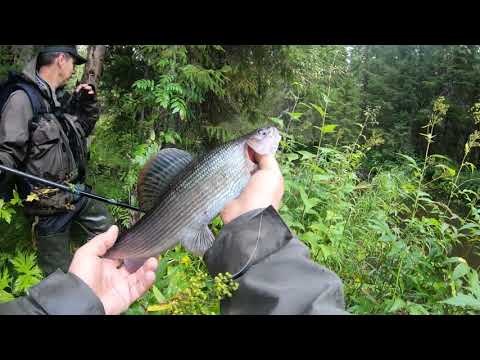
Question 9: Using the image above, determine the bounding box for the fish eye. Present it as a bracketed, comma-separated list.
[258, 129, 267, 136]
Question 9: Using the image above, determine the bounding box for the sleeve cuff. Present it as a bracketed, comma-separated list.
[27, 270, 105, 315]
[204, 206, 294, 278]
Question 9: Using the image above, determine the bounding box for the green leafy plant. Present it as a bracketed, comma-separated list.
[0, 190, 22, 224]
[125, 246, 238, 315]
[411, 97, 449, 219]
[447, 102, 480, 207]
[9, 251, 43, 295]
[0, 249, 43, 302]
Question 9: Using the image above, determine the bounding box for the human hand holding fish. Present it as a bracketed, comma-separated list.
[68, 225, 158, 315]
[220, 152, 284, 224]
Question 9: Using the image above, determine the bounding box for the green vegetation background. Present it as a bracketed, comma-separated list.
[0, 45, 479, 314]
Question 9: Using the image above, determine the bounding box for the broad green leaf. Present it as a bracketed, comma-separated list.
[325, 210, 337, 222]
[164, 133, 175, 144]
[9, 190, 22, 206]
[289, 221, 305, 231]
[452, 263, 470, 280]
[156, 257, 170, 276]
[407, 303, 429, 315]
[459, 223, 479, 231]
[468, 271, 480, 299]
[319, 244, 334, 259]
[270, 117, 284, 129]
[297, 151, 315, 160]
[299, 102, 312, 110]
[305, 208, 319, 216]
[301, 232, 318, 247]
[355, 182, 371, 190]
[299, 187, 309, 207]
[152, 285, 167, 303]
[418, 191, 432, 199]
[397, 153, 418, 167]
[288, 112, 303, 120]
[320, 124, 337, 134]
[286, 153, 299, 162]
[430, 154, 453, 162]
[309, 222, 327, 233]
[422, 217, 440, 227]
[310, 103, 326, 117]
[388, 298, 406, 313]
[220, 64, 231, 72]
[401, 183, 417, 193]
[444, 257, 468, 264]
[313, 174, 333, 182]
[306, 198, 321, 210]
[441, 293, 480, 310]
[0, 209, 13, 224]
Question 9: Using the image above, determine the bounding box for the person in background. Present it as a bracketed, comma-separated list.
[0, 46, 113, 276]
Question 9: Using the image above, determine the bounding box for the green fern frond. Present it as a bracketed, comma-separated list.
[0, 267, 12, 291]
[10, 252, 43, 279]
[0, 290, 14, 303]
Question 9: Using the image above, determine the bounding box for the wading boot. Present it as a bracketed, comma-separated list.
[36, 231, 72, 276]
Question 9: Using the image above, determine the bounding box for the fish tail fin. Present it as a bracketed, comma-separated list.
[123, 257, 151, 273]
[182, 225, 215, 257]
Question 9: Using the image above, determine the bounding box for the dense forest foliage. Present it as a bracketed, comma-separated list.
[1, 45, 480, 314]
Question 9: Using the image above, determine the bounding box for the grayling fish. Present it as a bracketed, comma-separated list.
[104, 127, 281, 271]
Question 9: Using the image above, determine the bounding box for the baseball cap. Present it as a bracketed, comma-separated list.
[38, 45, 87, 65]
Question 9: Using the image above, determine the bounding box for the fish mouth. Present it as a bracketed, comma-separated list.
[247, 145, 257, 164]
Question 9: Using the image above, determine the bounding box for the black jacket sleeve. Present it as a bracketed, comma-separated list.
[0, 270, 105, 315]
[204, 206, 348, 315]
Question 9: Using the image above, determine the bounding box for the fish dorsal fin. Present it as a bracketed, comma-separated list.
[182, 225, 215, 256]
[137, 148, 193, 212]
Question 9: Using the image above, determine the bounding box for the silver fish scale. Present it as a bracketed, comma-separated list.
[106, 138, 251, 259]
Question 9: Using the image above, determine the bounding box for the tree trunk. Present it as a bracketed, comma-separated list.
[81, 45, 107, 87]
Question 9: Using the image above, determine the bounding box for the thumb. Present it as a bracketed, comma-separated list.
[82, 225, 119, 256]
[255, 153, 281, 173]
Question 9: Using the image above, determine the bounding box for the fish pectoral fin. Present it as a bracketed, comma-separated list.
[182, 225, 215, 257]
[138, 148, 193, 212]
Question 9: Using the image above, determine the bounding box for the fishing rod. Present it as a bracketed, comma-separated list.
[0, 164, 145, 213]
